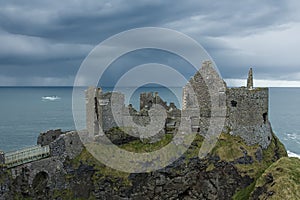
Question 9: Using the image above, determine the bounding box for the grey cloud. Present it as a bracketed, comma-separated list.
[0, 32, 92, 64]
[0, 0, 300, 86]
[0, 0, 297, 41]
[164, 1, 297, 37]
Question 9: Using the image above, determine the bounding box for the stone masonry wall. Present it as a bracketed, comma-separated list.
[182, 61, 227, 135]
[226, 87, 272, 148]
[85, 61, 272, 149]
[140, 92, 169, 111]
[86, 87, 126, 134]
[98, 92, 125, 132]
[85, 87, 101, 137]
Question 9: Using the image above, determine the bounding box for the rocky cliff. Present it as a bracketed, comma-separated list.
[0, 127, 296, 200]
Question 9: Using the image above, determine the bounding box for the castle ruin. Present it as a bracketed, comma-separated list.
[86, 61, 271, 148]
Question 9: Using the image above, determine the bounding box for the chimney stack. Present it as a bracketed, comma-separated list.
[247, 68, 253, 89]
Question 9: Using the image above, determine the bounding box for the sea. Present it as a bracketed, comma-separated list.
[0, 87, 299, 158]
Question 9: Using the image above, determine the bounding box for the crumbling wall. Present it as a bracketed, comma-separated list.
[226, 87, 271, 148]
[98, 92, 125, 132]
[140, 92, 168, 111]
[139, 92, 181, 134]
[181, 62, 271, 148]
[165, 103, 181, 134]
[86, 87, 182, 137]
[86, 87, 126, 134]
[183, 72, 211, 135]
[182, 61, 227, 135]
[85, 87, 101, 137]
[85, 63, 272, 149]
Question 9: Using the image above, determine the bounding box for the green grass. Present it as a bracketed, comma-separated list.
[120, 134, 174, 153]
[69, 133, 204, 188]
[64, 129, 288, 200]
[211, 133, 250, 162]
[251, 157, 300, 199]
[224, 132, 288, 199]
[233, 182, 256, 200]
[211, 131, 287, 179]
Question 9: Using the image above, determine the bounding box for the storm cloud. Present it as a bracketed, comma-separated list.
[0, 0, 300, 86]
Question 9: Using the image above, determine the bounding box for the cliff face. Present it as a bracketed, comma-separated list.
[0, 128, 290, 200]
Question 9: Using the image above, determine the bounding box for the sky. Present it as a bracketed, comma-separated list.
[0, 0, 300, 87]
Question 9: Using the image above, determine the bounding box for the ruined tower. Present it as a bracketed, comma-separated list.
[247, 68, 253, 89]
[227, 68, 271, 148]
[182, 60, 227, 134]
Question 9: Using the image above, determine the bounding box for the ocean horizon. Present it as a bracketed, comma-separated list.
[0, 86, 299, 159]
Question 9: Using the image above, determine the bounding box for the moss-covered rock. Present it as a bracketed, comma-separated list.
[250, 157, 300, 200]
[230, 132, 288, 200]
[0, 129, 295, 200]
[212, 131, 287, 179]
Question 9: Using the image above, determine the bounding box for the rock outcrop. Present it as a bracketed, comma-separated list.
[0, 128, 292, 200]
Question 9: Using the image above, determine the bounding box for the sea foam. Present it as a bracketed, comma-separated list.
[287, 150, 300, 159]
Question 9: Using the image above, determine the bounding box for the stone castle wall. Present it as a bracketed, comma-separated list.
[86, 87, 182, 137]
[140, 92, 169, 111]
[99, 92, 125, 132]
[86, 88, 126, 135]
[225, 87, 271, 148]
[85, 87, 101, 137]
[85, 61, 271, 149]
[182, 61, 227, 135]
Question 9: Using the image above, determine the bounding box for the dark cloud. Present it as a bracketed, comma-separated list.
[98, 49, 196, 87]
[0, 1, 293, 42]
[0, 0, 299, 86]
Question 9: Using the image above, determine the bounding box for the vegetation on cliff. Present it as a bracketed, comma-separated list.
[65, 129, 290, 199]
[250, 157, 300, 199]
[1, 128, 297, 200]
